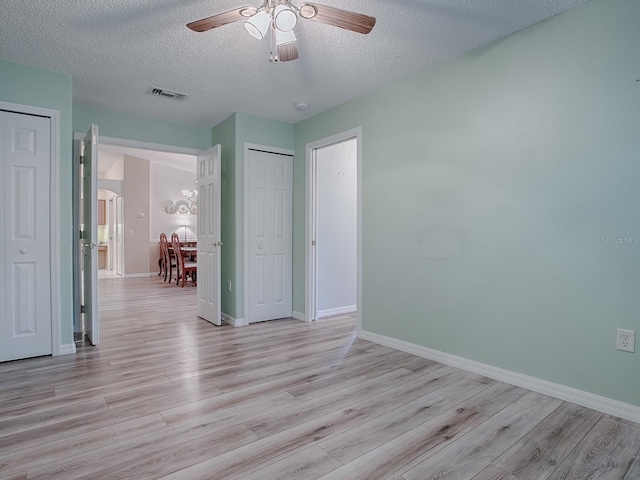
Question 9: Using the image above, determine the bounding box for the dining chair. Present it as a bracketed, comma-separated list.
[171, 235, 197, 287]
[159, 233, 176, 283]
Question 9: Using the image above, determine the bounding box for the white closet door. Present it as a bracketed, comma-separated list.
[1, 110, 52, 361]
[247, 149, 293, 323]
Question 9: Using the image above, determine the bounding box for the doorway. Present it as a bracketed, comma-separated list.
[73, 133, 201, 343]
[305, 128, 362, 326]
[98, 189, 121, 279]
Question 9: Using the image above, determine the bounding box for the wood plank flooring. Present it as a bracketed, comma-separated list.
[1, 277, 639, 479]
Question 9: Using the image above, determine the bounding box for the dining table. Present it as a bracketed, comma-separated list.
[180, 246, 198, 260]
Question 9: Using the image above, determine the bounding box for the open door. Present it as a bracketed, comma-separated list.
[115, 195, 123, 276]
[196, 145, 221, 325]
[81, 125, 99, 344]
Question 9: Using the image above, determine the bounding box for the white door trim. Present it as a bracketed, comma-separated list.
[305, 128, 362, 332]
[72, 133, 202, 157]
[243, 143, 295, 325]
[1, 100, 63, 356]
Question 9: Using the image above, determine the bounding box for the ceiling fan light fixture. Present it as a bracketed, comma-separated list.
[274, 4, 297, 31]
[298, 4, 317, 19]
[245, 10, 271, 39]
[276, 28, 296, 46]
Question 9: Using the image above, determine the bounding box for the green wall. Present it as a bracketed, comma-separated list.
[212, 114, 237, 318]
[294, 0, 640, 406]
[0, 59, 74, 345]
[73, 103, 211, 150]
[213, 112, 294, 321]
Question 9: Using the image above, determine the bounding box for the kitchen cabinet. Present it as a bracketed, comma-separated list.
[98, 245, 108, 269]
[98, 199, 106, 225]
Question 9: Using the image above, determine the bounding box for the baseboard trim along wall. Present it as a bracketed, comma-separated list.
[124, 273, 153, 278]
[318, 305, 357, 318]
[222, 314, 247, 327]
[359, 329, 640, 424]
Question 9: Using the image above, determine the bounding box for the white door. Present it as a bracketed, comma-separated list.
[197, 145, 221, 325]
[115, 195, 123, 276]
[108, 197, 114, 270]
[81, 125, 99, 345]
[0, 110, 52, 361]
[247, 149, 293, 323]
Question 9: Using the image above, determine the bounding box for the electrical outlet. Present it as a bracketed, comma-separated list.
[227, 280, 232, 292]
[616, 329, 635, 353]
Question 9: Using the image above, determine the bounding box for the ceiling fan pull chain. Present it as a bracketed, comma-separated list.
[269, 27, 278, 62]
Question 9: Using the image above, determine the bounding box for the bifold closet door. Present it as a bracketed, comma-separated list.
[0, 110, 52, 361]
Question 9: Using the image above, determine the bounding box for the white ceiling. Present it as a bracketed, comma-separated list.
[1, 0, 587, 128]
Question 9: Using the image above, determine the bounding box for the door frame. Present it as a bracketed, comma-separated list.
[243, 143, 295, 326]
[72, 133, 201, 335]
[305, 128, 362, 330]
[1, 100, 63, 355]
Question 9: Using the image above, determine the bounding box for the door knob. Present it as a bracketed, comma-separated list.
[20, 248, 27, 254]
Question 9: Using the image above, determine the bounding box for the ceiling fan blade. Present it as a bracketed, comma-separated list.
[277, 41, 299, 62]
[298, 3, 376, 34]
[187, 8, 252, 33]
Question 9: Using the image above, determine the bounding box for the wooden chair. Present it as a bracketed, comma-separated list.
[171, 235, 197, 287]
[159, 233, 176, 283]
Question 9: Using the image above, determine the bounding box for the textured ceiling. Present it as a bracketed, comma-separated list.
[0, 0, 587, 128]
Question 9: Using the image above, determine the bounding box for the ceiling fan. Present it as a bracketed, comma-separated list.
[187, 0, 376, 62]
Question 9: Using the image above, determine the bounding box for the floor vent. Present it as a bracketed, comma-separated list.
[146, 87, 189, 101]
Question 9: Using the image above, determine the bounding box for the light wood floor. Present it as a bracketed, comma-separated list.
[1, 277, 639, 479]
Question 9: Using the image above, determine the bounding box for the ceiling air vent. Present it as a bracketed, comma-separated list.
[146, 87, 189, 101]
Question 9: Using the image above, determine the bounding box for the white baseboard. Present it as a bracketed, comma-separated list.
[318, 305, 357, 318]
[292, 311, 307, 322]
[222, 313, 247, 327]
[124, 273, 152, 278]
[56, 343, 77, 356]
[358, 329, 640, 424]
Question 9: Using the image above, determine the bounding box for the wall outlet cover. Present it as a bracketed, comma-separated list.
[616, 328, 635, 353]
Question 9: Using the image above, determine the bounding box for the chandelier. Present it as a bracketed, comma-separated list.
[181, 181, 198, 206]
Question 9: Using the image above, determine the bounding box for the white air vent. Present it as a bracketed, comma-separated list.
[146, 87, 189, 101]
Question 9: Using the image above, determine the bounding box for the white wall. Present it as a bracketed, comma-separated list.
[102, 155, 123, 180]
[123, 155, 150, 275]
[150, 162, 197, 241]
[317, 138, 357, 316]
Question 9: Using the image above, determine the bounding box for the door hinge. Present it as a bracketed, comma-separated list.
[80, 304, 85, 314]
[79, 155, 84, 165]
